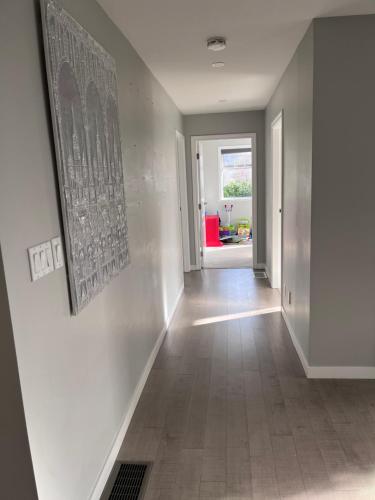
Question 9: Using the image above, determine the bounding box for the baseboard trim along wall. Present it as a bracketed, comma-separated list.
[90, 284, 185, 500]
[190, 262, 264, 272]
[253, 262, 266, 270]
[281, 308, 375, 379]
[281, 308, 310, 377]
[190, 264, 200, 271]
[307, 365, 375, 379]
[264, 265, 271, 281]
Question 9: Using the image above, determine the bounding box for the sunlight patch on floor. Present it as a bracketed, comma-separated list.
[192, 306, 281, 326]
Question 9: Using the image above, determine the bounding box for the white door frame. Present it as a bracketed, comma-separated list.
[191, 132, 258, 270]
[271, 111, 283, 289]
[175, 130, 190, 272]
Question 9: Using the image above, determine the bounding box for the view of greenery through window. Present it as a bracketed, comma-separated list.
[221, 148, 252, 199]
[223, 180, 252, 198]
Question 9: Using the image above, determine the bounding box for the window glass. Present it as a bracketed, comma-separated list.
[221, 148, 252, 199]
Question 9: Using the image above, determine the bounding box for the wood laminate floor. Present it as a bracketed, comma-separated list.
[117, 269, 375, 499]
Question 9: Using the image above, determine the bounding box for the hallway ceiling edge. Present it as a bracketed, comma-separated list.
[97, 0, 375, 114]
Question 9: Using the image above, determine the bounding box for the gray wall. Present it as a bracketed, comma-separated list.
[0, 1, 183, 499]
[183, 111, 265, 265]
[0, 246, 38, 499]
[201, 138, 252, 224]
[310, 15, 375, 366]
[265, 25, 314, 360]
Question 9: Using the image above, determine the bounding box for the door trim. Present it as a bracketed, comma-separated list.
[271, 111, 283, 290]
[191, 132, 258, 270]
[175, 130, 190, 272]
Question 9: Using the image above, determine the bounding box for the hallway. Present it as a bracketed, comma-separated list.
[116, 269, 375, 499]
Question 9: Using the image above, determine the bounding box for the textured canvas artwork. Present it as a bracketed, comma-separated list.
[41, 0, 129, 314]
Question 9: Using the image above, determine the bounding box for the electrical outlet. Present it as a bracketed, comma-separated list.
[28, 241, 54, 281]
[288, 291, 292, 305]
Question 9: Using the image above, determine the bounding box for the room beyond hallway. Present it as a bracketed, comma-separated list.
[114, 268, 375, 499]
[204, 240, 253, 269]
[196, 136, 255, 271]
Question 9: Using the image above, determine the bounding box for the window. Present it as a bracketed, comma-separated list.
[219, 146, 252, 199]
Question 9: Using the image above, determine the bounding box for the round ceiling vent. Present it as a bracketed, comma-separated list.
[207, 36, 227, 51]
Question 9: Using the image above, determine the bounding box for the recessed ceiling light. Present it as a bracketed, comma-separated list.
[207, 36, 227, 51]
[212, 62, 225, 68]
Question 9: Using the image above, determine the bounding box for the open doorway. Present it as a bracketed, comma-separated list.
[192, 133, 257, 270]
[271, 112, 283, 289]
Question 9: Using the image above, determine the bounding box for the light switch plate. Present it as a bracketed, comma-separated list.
[51, 236, 64, 270]
[28, 241, 54, 281]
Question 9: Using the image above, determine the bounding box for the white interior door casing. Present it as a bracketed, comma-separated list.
[175, 130, 190, 272]
[198, 142, 207, 259]
[191, 133, 257, 270]
[271, 112, 283, 289]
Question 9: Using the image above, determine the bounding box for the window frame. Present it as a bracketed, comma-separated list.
[218, 145, 253, 201]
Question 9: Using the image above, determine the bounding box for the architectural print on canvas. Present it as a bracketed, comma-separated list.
[41, 0, 129, 314]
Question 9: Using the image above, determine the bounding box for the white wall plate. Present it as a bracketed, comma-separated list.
[28, 241, 54, 281]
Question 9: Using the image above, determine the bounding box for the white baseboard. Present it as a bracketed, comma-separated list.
[281, 308, 309, 377]
[281, 308, 375, 379]
[307, 365, 375, 379]
[90, 284, 184, 500]
[190, 264, 200, 271]
[253, 262, 265, 270]
[265, 264, 280, 289]
[264, 265, 271, 280]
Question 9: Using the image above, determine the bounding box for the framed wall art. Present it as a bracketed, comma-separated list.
[41, 0, 129, 314]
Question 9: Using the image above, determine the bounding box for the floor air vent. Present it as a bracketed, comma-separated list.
[104, 462, 150, 500]
[254, 271, 267, 279]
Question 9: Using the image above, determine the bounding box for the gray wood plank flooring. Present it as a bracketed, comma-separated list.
[117, 268, 375, 499]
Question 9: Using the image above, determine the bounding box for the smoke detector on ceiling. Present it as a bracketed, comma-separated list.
[207, 36, 227, 51]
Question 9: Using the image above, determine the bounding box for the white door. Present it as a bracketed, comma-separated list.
[271, 113, 283, 290]
[176, 131, 190, 272]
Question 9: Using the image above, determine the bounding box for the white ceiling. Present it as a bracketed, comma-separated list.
[97, 0, 375, 114]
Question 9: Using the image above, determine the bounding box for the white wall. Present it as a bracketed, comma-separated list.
[265, 25, 314, 360]
[266, 15, 375, 373]
[310, 15, 375, 367]
[0, 1, 183, 499]
[201, 138, 252, 227]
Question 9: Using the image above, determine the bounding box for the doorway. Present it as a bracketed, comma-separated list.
[271, 112, 283, 290]
[191, 133, 257, 270]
